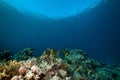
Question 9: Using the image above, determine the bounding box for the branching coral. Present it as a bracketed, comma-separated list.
[0, 48, 120, 80]
[11, 48, 34, 61]
[0, 60, 20, 80]
[0, 69, 9, 80]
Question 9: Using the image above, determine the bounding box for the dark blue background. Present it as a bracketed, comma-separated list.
[0, 0, 120, 64]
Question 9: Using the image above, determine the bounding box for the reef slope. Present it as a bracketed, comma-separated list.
[0, 48, 120, 80]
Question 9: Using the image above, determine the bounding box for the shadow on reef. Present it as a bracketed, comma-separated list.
[0, 48, 120, 80]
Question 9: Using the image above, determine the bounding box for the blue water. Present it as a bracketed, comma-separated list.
[0, 0, 120, 64]
[2, 0, 103, 18]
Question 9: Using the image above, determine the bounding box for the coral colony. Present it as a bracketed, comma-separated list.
[0, 48, 120, 80]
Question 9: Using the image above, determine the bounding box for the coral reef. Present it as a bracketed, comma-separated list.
[0, 48, 34, 61]
[11, 48, 34, 61]
[0, 48, 120, 80]
[0, 50, 11, 61]
[0, 60, 20, 80]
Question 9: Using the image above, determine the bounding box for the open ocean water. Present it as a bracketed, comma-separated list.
[0, 0, 120, 65]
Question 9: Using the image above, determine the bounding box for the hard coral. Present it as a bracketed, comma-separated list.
[0, 60, 20, 80]
[58, 69, 67, 77]
[11, 75, 19, 80]
[0, 48, 120, 80]
[12, 48, 34, 61]
[18, 66, 27, 75]
[20, 57, 37, 68]
[24, 70, 34, 80]
[31, 65, 42, 75]
[0, 69, 9, 80]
